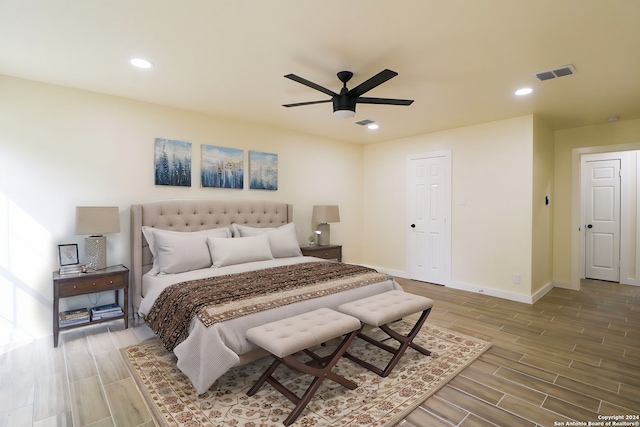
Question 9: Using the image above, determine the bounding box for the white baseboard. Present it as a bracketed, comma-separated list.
[364, 264, 560, 305]
[446, 280, 534, 304]
[554, 278, 640, 289]
[531, 281, 554, 303]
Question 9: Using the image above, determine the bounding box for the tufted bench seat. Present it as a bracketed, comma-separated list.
[338, 290, 434, 377]
[246, 308, 362, 426]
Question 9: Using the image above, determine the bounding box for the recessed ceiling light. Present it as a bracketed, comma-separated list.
[367, 123, 379, 130]
[515, 87, 533, 96]
[130, 58, 153, 69]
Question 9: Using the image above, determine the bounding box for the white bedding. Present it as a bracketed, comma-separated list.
[138, 256, 401, 394]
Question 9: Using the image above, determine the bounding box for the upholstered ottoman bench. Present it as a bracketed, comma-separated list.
[246, 308, 362, 426]
[338, 290, 434, 377]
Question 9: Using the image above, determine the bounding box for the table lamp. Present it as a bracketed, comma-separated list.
[75, 206, 120, 270]
[312, 205, 340, 246]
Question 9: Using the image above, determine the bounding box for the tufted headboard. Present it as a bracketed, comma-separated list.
[130, 199, 293, 310]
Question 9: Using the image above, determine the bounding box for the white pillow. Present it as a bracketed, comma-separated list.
[207, 234, 274, 267]
[231, 222, 302, 258]
[231, 223, 274, 237]
[264, 223, 303, 258]
[142, 226, 232, 274]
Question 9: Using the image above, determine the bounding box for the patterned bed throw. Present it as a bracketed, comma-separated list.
[146, 261, 391, 350]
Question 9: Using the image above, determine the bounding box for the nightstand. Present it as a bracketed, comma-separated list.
[52, 264, 129, 347]
[300, 244, 342, 262]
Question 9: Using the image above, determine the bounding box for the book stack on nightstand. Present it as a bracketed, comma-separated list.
[90, 303, 124, 321]
[59, 308, 90, 327]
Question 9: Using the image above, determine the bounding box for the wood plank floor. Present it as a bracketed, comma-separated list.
[1, 278, 638, 426]
[396, 278, 640, 427]
[0, 317, 157, 427]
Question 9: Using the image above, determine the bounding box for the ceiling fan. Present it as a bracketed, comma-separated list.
[283, 69, 414, 118]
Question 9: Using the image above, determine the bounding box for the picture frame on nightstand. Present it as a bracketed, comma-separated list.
[58, 243, 79, 266]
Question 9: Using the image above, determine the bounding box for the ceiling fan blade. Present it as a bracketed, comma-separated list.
[348, 69, 398, 98]
[284, 74, 337, 97]
[282, 99, 332, 108]
[357, 97, 414, 106]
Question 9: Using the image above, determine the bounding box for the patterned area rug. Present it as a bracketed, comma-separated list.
[121, 322, 491, 427]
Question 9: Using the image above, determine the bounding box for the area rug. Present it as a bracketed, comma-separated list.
[121, 322, 491, 427]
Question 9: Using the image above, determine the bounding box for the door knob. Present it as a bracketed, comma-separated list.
[587, 224, 593, 228]
[410, 224, 416, 228]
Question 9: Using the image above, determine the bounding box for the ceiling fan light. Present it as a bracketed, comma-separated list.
[333, 109, 355, 118]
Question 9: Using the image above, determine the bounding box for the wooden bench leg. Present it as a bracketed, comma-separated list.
[247, 328, 361, 426]
[247, 357, 283, 397]
[344, 308, 432, 377]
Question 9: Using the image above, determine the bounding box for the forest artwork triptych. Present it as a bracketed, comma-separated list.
[153, 139, 277, 190]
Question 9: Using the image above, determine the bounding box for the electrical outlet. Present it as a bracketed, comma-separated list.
[513, 274, 521, 284]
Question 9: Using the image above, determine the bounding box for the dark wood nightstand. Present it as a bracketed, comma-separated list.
[52, 264, 129, 347]
[300, 245, 342, 262]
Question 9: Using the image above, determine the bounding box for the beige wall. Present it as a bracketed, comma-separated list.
[531, 116, 554, 296]
[362, 115, 535, 301]
[0, 75, 363, 337]
[5, 70, 638, 339]
[553, 119, 640, 288]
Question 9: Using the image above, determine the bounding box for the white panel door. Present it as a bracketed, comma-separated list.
[407, 152, 450, 284]
[585, 159, 620, 282]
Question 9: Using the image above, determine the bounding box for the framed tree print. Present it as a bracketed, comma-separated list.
[154, 138, 192, 186]
[201, 145, 244, 189]
[249, 150, 278, 190]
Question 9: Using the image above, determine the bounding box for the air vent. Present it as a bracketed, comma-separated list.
[534, 64, 576, 81]
[355, 119, 375, 126]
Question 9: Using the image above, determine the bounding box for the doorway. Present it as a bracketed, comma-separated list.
[583, 158, 621, 282]
[406, 150, 451, 285]
[580, 151, 634, 284]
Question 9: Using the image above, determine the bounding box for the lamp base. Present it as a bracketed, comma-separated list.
[85, 235, 107, 270]
[317, 223, 330, 246]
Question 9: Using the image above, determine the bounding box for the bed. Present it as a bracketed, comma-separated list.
[131, 199, 401, 394]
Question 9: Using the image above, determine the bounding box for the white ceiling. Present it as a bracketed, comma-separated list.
[1, 0, 639, 144]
